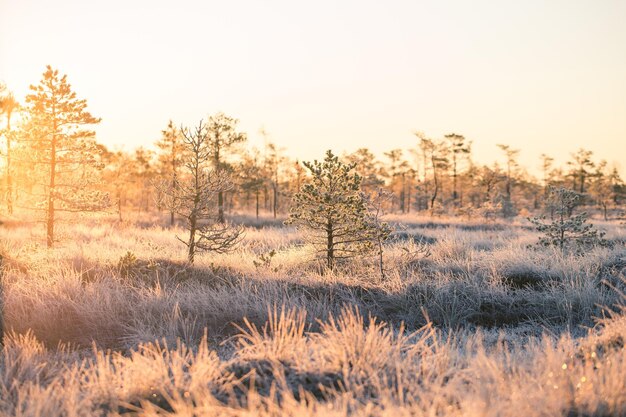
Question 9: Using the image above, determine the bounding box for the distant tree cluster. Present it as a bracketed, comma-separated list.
[1, 66, 625, 251]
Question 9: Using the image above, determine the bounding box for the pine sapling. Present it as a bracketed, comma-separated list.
[286, 150, 389, 271]
[528, 186, 610, 252]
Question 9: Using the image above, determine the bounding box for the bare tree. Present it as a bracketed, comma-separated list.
[158, 120, 244, 264]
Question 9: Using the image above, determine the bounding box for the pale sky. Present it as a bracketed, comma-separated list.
[1, 0, 625, 176]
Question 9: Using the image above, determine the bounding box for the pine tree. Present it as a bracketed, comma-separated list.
[383, 149, 404, 212]
[497, 144, 520, 218]
[132, 147, 157, 216]
[589, 161, 621, 221]
[416, 135, 448, 216]
[344, 148, 384, 197]
[0, 86, 19, 215]
[539, 153, 554, 199]
[157, 120, 244, 264]
[100, 148, 134, 222]
[238, 148, 265, 219]
[444, 133, 471, 205]
[286, 150, 388, 271]
[155, 120, 185, 225]
[528, 186, 609, 252]
[265, 142, 285, 219]
[204, 113, 247, 223]
[568, 148, 595, 194]
[23, 66, 108, 247]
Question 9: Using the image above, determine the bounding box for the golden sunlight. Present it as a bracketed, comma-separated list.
[0, 1, 625, 416]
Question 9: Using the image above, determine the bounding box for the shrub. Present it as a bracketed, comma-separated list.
[117, 251, 139, 278]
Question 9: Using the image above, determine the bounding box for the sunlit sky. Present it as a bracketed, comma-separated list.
[1, 0, 625, 176]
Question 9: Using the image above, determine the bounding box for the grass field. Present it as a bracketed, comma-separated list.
[0, 213, 625, 416]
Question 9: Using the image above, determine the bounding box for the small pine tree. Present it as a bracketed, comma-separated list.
[286, 150, 389, 271]
[203, 113, 247, 223]
[155, 120, 186, 226]
[528, 186, 609, 252]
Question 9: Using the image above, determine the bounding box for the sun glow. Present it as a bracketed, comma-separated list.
[1, 0, 625, 175]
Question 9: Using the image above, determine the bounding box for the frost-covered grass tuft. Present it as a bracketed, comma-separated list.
[0, 214, 624, 416]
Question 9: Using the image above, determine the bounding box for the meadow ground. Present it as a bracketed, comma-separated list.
[0, 213, 625, 416]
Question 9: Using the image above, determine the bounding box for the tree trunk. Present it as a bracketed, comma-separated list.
[326, 220, 334, 271]
[378, 237, 384, 280]
[188, 195, 198, 264]
[430, 172, 438, 216]
[273, 185, 278, 219]
[506, 167, 511, 199]
[255, 190, 260, 220]
[452, 156, 458, 203]
[218, 191, 225, 223]
[47, 130, 57, 248]
[579, 171, 585, 194]
[189, 154, 200, 263]
[400, 173, 405, 213]
[187, 223, 196, 264]
[0, 254, 4, 345]
[117, 190, 123, 222]
[5, 114, 12, 215]
[170, 173, 176, 226]
[406, 180, 411, 213]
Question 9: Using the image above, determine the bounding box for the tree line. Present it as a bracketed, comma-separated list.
[1, 67, 625, 249]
